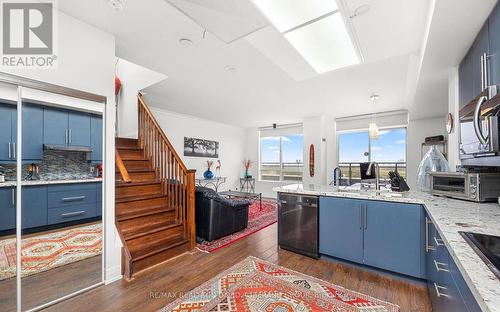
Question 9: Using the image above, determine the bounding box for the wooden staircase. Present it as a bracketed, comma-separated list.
[115, 96, 196, 279]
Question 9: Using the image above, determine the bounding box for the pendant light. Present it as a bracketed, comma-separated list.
[368, 94, 380, 140]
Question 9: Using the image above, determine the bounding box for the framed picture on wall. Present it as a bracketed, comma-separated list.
[184, 137, 219, 158]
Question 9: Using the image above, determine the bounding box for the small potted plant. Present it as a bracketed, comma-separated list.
[203, 160, 214, 179]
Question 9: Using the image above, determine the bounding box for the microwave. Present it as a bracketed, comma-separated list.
[430, 172, 500, 202]
[459, 86, 500, 165]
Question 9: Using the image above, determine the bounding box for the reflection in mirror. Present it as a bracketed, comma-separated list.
[19, 91, 103, 310]
[0, 82, 19, 312]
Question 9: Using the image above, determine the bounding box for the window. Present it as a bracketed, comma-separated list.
[260, 132, 304, 182]
[338, 127, 406, 184]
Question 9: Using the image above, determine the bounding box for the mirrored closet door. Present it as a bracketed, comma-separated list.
[0, 80, 105, 312]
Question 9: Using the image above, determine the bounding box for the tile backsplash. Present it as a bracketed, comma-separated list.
[0, 150, 97, 181]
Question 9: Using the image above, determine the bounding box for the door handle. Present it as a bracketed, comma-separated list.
[8, 142, 11, 159]
[434, 283, 450, 298]
[434, 260, 450, 272]
[473, 95, 489, 145]
[12, 142, 15, 159]
[11, 189, 14, 206]
[62, 196, 86, 202]
[61, 210, 85, 218]
[69, 129, 72, 144]
[359, 205, 362, 230]
[425, 217, 436, 252]
[434, 236, 445, 247]
[364, 204, 368, 230]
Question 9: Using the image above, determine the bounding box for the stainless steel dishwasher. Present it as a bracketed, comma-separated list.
[277, 193, 319, 258]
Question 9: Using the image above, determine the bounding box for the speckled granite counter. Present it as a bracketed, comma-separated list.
[0, 178, 102, 188]
[274, 184, 500, 312]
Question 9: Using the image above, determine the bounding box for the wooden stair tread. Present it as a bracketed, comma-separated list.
[116, 180, 162, 187]
[116, 146, 142, 150]
[122, 219, 178, 241]
[123, 168, 155, 173]
[128, 227, 187, 261]
[116, 192, 165, 203]
[116, 204, 174, 221]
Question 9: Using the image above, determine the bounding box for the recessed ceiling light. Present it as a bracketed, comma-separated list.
[179, 38, 193, 46]
[283, 13, 360, 73]
[108, 0, 125, 11]
[224, 65, 236, 73]
[253, 0, 338, 32]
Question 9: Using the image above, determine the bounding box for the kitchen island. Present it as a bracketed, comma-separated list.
[274, 184, 500, 312]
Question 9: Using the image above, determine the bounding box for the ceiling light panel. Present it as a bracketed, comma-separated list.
[284, 13, 360, 73]
[252, 0, 338, 32]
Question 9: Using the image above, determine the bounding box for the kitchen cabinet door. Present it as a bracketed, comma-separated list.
[470, 23, 490, 97]
[363, 201, 424, 278]
[489, 2, 500, 87]
[43, 108, 68, 146]
[68, 111, 91, 147]
[22, 185, 47, 229]
[22, 104, 44, 161]
[459, 55, 473, 108]
[0, 103, 13, 161]
[90, 115, 102, 162]
[0, 187, 15, 231]
[319, 197, 364, 264]
[96, 183, 102, 217]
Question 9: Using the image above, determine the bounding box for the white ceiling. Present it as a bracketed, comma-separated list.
[56, 0, 496, 128]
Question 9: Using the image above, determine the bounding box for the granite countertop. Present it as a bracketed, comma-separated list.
[0, 178, 102, 188]
[274, 184, 500, 312]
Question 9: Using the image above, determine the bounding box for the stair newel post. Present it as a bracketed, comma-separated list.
[186, 169, 196, 250]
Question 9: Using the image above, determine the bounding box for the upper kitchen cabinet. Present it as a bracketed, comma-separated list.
[90, 115, 103, 162]
[459, 55, 473, 108]
[0, 103, 15, 161]
[43, 107, 91, 147]
[470, 23, 490, 98]
[68, 111, 91, 146]
[22, 104, 44, 161]
[489, 2, 500, 87]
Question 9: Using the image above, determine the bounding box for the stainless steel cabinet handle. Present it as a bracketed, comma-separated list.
[61, 211, 85, 217]
[481, 54, 485, 91]
[364, 204, 367, 230]
[473, 95, 489, 145]
[434, 236, 445, 247]
[278, 200, 287, 204]
[434, 283, 449, 298]
[69, 129, 72, 144]
[359, 205, 362, 230]
[483, 52, 489, 90]
[62, 196, 85, 202]
[11, 189, 14, 205]
[65, 129, 68, 144]
[8, 142, 11, 159]
[12, 142, 15, 159]
[425, 217, 436, 252]
[434, 260, 450, 272]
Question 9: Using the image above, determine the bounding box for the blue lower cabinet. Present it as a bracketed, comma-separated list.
[0, 187, 15, 231]
[22, 186, 47, 229]
[96, 183, 102, 216]
[48, 204, 96, 225]
[319, 197, 364, 263]
[364, 201, 425, 278]
[48, 183, 97, 208]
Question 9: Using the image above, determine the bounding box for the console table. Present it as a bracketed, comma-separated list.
[195, 177, 227, 192]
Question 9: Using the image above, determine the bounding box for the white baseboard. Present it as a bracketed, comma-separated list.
[105, 265, 122, 284]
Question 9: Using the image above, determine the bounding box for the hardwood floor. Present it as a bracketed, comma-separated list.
[44, 223, 431, 312]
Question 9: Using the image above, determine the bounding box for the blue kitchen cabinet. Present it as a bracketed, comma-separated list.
[489, 2, 500, 87]
[319, 197, 364, 263]
[96, 183, 102, 216]
[470, 23, 490, 97]
[43, 108, 68, 146]
[68, 111, 91, 146]
[90, 114, 103, 162]
[0, 187, 15, 231]
[459, 55, 473, 108]
[22, 185, 47, 229]
[364, 201, 425, 278]
[0, 103, 17, 161]
[22, 104, 44, 161]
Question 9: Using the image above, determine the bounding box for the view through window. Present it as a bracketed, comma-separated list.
[260, 134, 303, 181]
[338, 127, 406, 184]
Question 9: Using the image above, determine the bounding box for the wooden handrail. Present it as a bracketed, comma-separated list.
[137, 94, 196, 250]
[115, 150, 131, 183]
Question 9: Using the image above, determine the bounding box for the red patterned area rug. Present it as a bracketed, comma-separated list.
[0, 223, 102, 281]
[162, 256, 399, 312]
[196, 200, 277, 253]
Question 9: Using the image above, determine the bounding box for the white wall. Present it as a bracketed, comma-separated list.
[116, 59, 167, 138]
[2, 10, 120, 283]
[407, 116, 446, 190]
[146, 104, 247, 191]
[302, 116, 328, 186]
